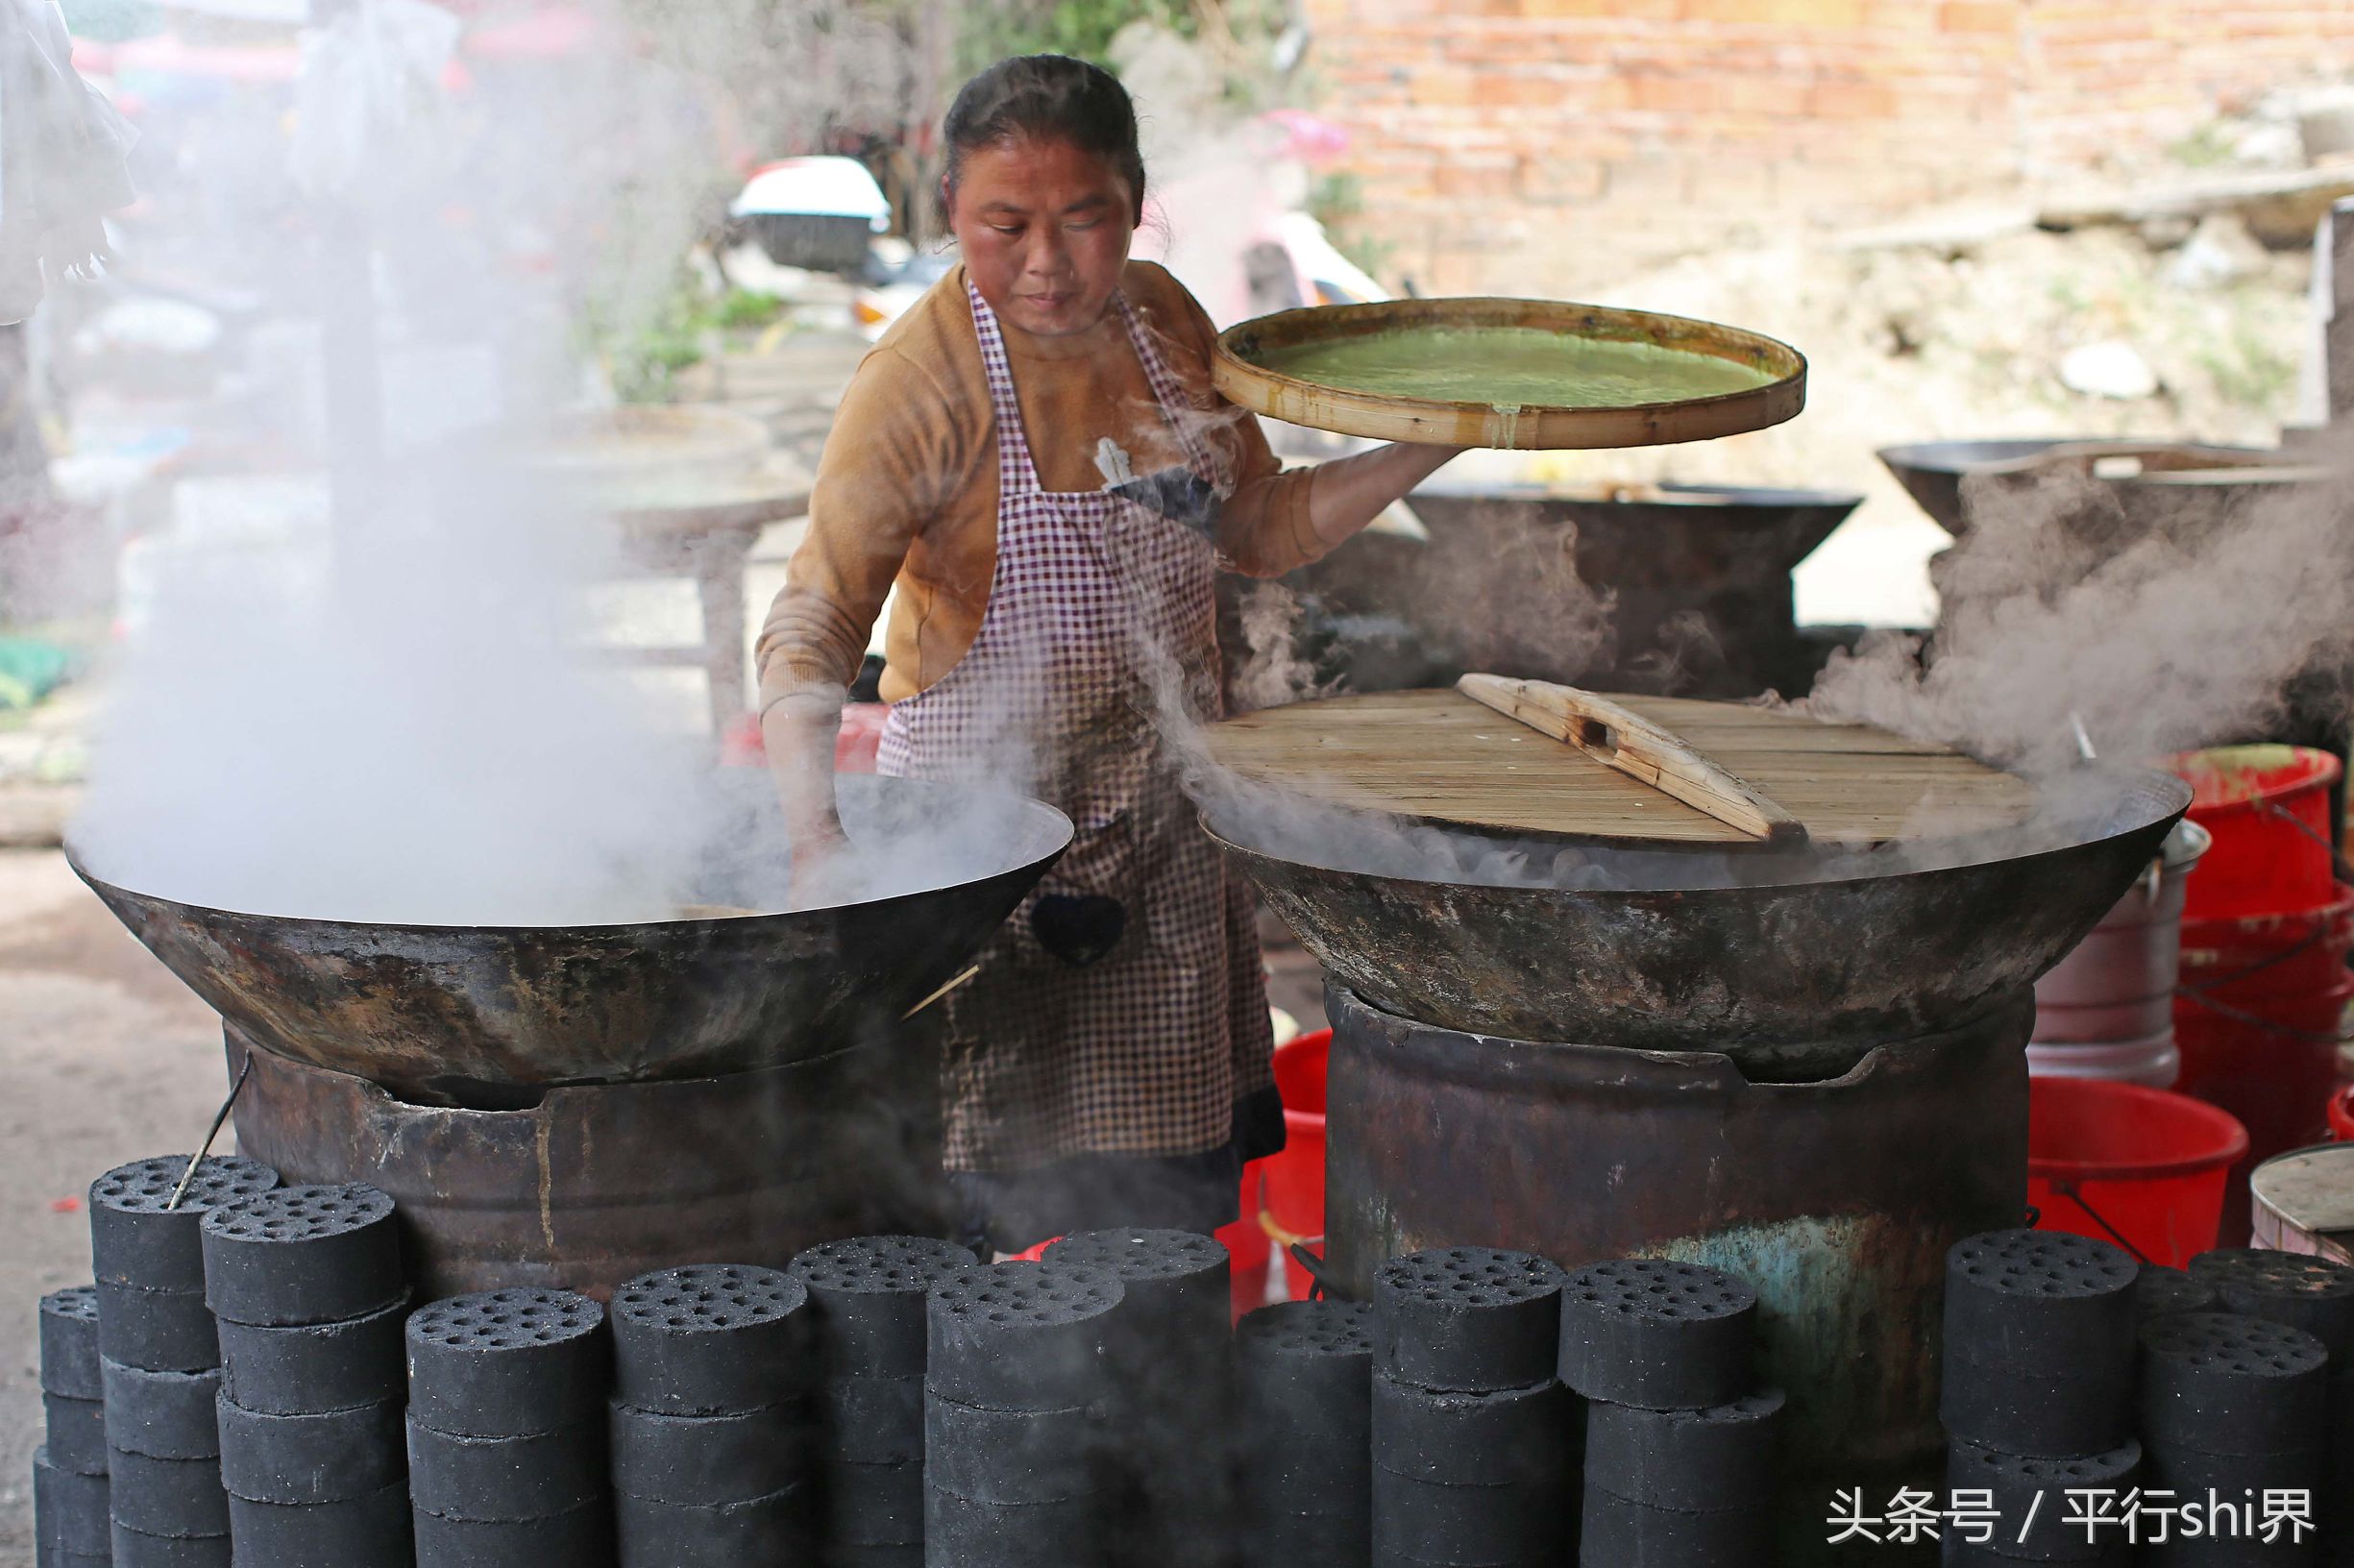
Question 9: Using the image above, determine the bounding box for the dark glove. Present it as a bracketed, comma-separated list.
[1030, 893, 1127, 968]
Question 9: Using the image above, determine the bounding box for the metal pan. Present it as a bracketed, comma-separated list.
[72, 774, 1071, 1099]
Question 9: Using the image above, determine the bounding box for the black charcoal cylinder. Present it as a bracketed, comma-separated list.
[923, 1398, 1098, 1505]
[406, 1418, 605, 1522]
[2138, 1313, 2330, 1457]
[615, 1484, 812, 1568]
[925, 1263, 1124, 1411]
[825, 1456, 924, 1549]
[788, 1234, 975, 1379]
[101, 1361, 220, 1460]
[1372, 1466, 1564, 1568]
[405, 1287, 608, 1438]
[200, 1185, 404, 1328]
[226, 1484, 412, 1568]
[34, 1446, 110, 1557]
[1579, 1486, 1769, 1568]
[89, 1157, 279, 1298]
[218, 1295, 407, 1416]
[106, 1447, 232, 1538]
[1944, 1231, 2140, 1376]
[611, 1264, 813, 1415]
[1372, 1375, 1579, 1489]
[93, 1282, 219, 1375]
[1559, 1259, 1756, 1412]
[1236, 1299, 1374, 1539]
[925, 1484, 1103, 1568]
[1375, 1247, 1564, 1393]
[39, 1286, 104, 1401]
[1583, 1389, 1781, 1514]
[607, 1399, 809, 1507]
[1044, 1230, 1233, 1568]
[2138, 1266, 2223, 1326]
[818, 1374, 925, 1464]
[42, 1390, 109, 1477]
[1940, 1357, 2135, 1460]
[413, 1503, 617, 1568]
[2188, 1249, 2354, 1368]
[110, 1520, 232, 1568]
[1942, 1438, 2140, 1564]
[216, 1395, 406, 1505]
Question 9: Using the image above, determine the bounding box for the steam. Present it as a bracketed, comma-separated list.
[1229, 582, 1326, 713]
[1805, 439, 2354, 773]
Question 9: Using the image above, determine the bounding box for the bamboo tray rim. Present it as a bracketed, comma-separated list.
[1213, 296, 1809, 450]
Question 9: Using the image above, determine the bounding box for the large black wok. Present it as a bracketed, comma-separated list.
[72, 775, 1071, 1101]
[1876, 439, 2279, 536]
[1206, 767, 2189, 1080]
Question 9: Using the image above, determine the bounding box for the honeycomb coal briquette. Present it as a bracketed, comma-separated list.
[1582, 1388, 1783, 1513]
[1557, 1259, 1756, 1411]
[922, 1484, 1103, 1568]
[607, 1398, 810, 1508]
[613, 1482, 814, 1567]
[200, 1185, 403, 1329]
[2138, 1265, 2224, 1325]
[1370, 1374, 1579, 1490]
[411, 1501, 617, 1568]
[817, 1374, 925, 1464]
[787, 1236, 977, 1379]
[225, 1482, 412, 1568]
[88, 1157, 280, 1294]
[108, 1522, 231, 1568]
[2138, 1311, 2331, 1457]
[1368, 1467, 1565, 1566]
[1044, 1230, 1230, 1334]
[101, 1360, 221, 1461]
[105, 1446, 232, 1538]
[2189, 1248, 2354, 1367]
[34, 1446, 110, 1556]
[824, 1457, 924, 1547]
[2139, 1439, 2326, 1499]
[1944, 1230, 2140, 1376]
[610, 1264, 814, 1416]
[42, 1392, 108, 1476]
[215, 1395, 406, 1506]
[94, 1281, 218, 1374]
[39, 1286, 103, 1400]
[925, 1263, 1126, 1411]
[1237, 1302, 1374, 1507]
[922, 1396, 1098, 1506]
[1374, 1247, 1567, 1394]
[405, 1416, 605, 1522]
[1941, 1438, 2141, 1563]
[1578, 1486, 1768, 1568]
[218, 1295, 406, 1417]
[405, 1287, 609, 1437]
[1940, 1349, 2134, 1458]
[829, 1543, 925, 1568]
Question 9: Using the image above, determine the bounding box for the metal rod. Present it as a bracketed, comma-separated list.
[165, 1057, 255, 1211]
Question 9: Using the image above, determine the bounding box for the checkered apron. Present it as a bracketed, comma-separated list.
[876, 282, 1274, 1173]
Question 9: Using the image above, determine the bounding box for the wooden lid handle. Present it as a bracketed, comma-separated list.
[1457, 674, 1808, 844]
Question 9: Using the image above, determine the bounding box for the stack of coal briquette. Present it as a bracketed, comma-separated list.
[2179, 1248, 2354, 1563]
[1234, 1298, 1374, 1568]
[1939, 1231, 2143, 1568]
[88, 1154, 279, 1568]
[609, 1263, 818, 1566]
[925, 1262, 1126, 1568]
[204, 1183, 412, 1566]
[405, 1287, 615, 1567]
[1369, 1247, 1578, 1568]
[1045, 1229, 1237, 1568]
[1560, 1258, 1778, 1568]
[33, 1286, 108, 1568]
[789, 1235, 977, 1567]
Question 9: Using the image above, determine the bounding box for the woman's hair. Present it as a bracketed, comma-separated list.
[943, 55, 1146, 224]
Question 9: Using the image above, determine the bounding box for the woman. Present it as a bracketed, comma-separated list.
[756, 54, 1459, 1253]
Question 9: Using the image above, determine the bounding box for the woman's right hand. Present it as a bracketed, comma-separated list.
[763, 689, 856, 909]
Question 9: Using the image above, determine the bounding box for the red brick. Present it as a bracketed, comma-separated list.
[1806, 80, 1900, 116]
[1938, 2, 2014, 31]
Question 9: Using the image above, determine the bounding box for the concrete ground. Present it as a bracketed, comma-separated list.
[0, 849, 227, 1561]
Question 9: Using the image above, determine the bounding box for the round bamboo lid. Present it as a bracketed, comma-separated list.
[1204, 685, 2037, 849]
[1212, 297, 1806, 450]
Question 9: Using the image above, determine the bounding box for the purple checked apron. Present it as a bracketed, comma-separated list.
[876, 282, 1274, 1175]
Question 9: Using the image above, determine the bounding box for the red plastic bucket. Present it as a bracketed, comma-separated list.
[1263, 1030, 1331, 1295]
[2174, 746, 2342, 919]
[1217, 1164, 1273, 1320]
[2177, 883, 2354, 1002]
[2172, 976, 2351, 1243]
[2330, 1084, 2354, 1143]
[2026, 1076, 2248, 1266]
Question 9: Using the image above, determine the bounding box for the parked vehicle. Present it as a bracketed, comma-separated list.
[728, 156, 892, 276]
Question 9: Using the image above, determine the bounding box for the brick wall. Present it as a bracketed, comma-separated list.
[1303, 0, 2354, 293]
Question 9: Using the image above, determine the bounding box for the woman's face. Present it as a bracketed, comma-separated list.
[947, 135, 1136, 339]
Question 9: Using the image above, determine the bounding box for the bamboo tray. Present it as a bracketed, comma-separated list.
[1205, 688, 2036, 848]
[1212, 297, 1807, 450]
